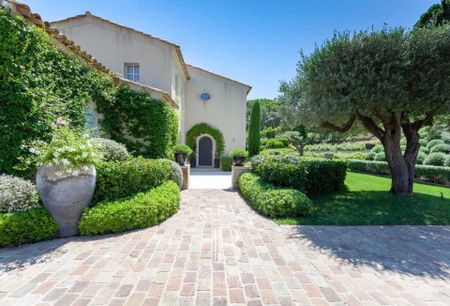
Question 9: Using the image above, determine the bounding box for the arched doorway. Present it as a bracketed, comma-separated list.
[197, 135, 215, 167]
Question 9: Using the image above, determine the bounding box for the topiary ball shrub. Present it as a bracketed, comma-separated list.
[167, 160, 183, 189]
[374, 152, 386, 161]
[79, 181, 180, 235]
[94, 157, 172, 203]
[370, 144, 384, 154]
[416, 151, 427, 164]
[238, 173, 312, 218]
[93, 138, 130, 161]
[427, 139, 445, 149]
[423, 152, 448, 166]
[220, 155, 232, 171]
[261, 138, 290, 150]
[365, 152, 376, 161]
[0, 207, 58, 247]
[0, 175, 40, 213]
[430, 144, 450, 154]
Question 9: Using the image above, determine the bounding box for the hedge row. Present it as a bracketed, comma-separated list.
[238, 173, 312, 218]
[347, 160, 450, 186]
[94, 157, 172, 203]
[0, 207, 58, 247]
[79, 181, 180, 236]
[252, 155, 347, 197]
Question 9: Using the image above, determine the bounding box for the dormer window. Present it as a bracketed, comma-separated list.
[124, 63, 140, 82]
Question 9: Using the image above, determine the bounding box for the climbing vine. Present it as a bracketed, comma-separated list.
[186, 123, 224, 158]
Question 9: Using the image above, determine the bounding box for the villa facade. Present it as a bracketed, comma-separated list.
[51, 12, 251, 167]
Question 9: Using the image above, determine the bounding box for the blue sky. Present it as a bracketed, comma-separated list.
[24, 0, 437, 99]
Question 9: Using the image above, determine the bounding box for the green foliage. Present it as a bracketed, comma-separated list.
[97, 86, 179, 159]
[230, 148, 249, 159]
[247, 99, 280, 130]
[260, 148, 298, 156]
[365, 152, 376, 161]
[415, 1, 450, 29]
[261, 138, 290, 150]
[305, 141, 368, 152]
[370, 145, 384, 154]
[416, 151, 427, 164]
[79, 181, 180, 236]
[261, 127, 281, 138]
[94, 157, 172, 203]
[423, 152, 449, 166]
[347, 159, 450, 185]
[0, 9, 115, 174]
[220, 156, 232, 171]
[248, 101, 261, 156]
[93, 138, 130, 161]
[172, 144, 193, 155]
[427, 139, 445, 149]
[0, 175, 39, 213]
[238, 172, 312, 218]
[430, 144, 450, 154]
[0, 207, 58, 247]
[374, 152, 386, 161]
[186, 123, 224, 158]
[252, 155, 347, 197]
[167, 160, 183, 189]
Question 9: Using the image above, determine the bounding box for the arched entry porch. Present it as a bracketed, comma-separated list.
[196, 134, 216, 167]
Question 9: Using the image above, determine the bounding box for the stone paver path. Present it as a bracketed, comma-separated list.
[1, 189, 450, 305]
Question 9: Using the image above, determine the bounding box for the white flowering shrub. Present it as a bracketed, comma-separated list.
[0, 175, 40, 213]
[30, 126, 102, 170]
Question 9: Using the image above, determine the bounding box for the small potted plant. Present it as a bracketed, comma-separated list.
[173, 144, 193, 166]
[230, 148, 249, 166]
[32, 122, 101, 237]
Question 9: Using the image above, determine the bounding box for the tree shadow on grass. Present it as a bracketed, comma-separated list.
[0, 232, 127, 273]
[285, 191, 450, 278]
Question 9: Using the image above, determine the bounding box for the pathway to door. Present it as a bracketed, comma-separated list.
[1, 188, 450, 305]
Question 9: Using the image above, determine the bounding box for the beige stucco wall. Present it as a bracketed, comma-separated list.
[185, 66, 248, 155]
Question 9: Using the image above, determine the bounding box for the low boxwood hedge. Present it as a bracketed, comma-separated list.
[251, 155, 347, 197]
[238, 172, 312, 218]
[79, 181, 180, 235]
[94, 157, 172, 203]
[0, 207, 58, 247]
[347, 159, 450, 186]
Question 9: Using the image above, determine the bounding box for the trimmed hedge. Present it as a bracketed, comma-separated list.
[79, 181, 180, 235]
[261, 138, 290, 150]
[347, 159, 450, 186]
[423, 152, 449, 166]
[94, 157, 172, 203]
[0, 207, 58, 247]
[252, 155, 347, 197]
[238, 173, 312, 218]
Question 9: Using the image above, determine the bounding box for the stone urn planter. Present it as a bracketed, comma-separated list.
[36, 164, 96, 237]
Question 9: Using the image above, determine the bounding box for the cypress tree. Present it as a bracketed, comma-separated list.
[247, 101, 261, 156]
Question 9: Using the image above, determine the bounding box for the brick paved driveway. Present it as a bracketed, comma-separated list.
[1, 189, 450, 305]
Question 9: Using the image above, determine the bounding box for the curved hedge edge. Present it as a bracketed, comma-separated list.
[0, 207, 58, 248]
[186, 123, 225, 158]
[79, 181, 180, 236]
[238, 172, 312, 218]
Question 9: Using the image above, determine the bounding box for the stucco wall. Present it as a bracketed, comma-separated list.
[185, 66, 248, 155]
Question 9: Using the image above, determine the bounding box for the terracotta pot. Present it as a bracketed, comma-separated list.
[36, 164, 96, 237]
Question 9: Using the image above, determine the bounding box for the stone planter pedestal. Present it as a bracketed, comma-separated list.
[232, 165, 250, 189]
[181, 165, 190, 190]
[36, 165, 96, 237]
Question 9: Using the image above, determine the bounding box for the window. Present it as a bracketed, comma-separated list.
[125, 63, 140, 82]
[85, 109, 95, 129]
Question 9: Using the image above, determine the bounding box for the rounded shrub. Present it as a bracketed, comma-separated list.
[365, 152, 376, 161]
[374, 152, 386, 161]
[94, 157, 172, 203]
[423, 152, 448, 166]
[415, 151, 426, 164]
[370, 144, 384, 154]
[230, 148, 249, 159]
[93, 138, 129, 161]
[80, 181, 180, 235]
[427, 139, 444, 149]
[238, 173, 312, 218]
[220, 155, 232, 171]
[0, 175, 40, 213]
[430, 144, 450, 154]
[168, 160, 183, 189]
[172, 144, 193, 155]
[0, 207, 58, 247]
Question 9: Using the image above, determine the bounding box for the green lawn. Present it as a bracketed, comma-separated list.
[276, 172, 450, 225]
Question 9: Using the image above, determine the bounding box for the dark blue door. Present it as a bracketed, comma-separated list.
[198, 136, 213, 166]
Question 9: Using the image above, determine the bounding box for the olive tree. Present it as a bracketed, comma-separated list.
[283, 26, 450, 195]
